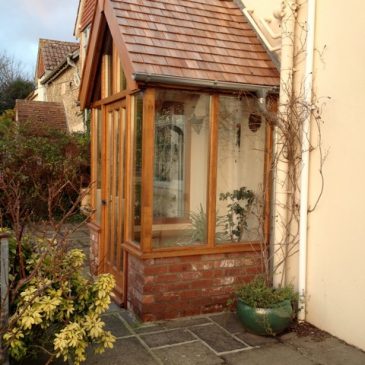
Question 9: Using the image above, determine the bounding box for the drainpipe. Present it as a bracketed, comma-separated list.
[298, 0, 316, 322]
[271, 0, 297, 288]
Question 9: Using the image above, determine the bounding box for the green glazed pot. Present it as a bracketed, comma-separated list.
[237, 298, 293, 336]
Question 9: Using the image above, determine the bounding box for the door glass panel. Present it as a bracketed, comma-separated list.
[113, 109, 120, 266]
[119, 108, 126, 270]
[132, 94, 143, 244]
[107, 111, 113, 263]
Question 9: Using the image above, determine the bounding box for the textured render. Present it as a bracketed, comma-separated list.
[45, 63, 84, 132]
[109, 0, 279, 86]
[243, 0, 365, 351]
[127, 253, 262, 321]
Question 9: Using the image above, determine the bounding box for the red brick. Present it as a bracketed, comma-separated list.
[179, 289, 201, 299]
[179, 255, 203, 262]
[247, 266, 261, 274]
[144, 276, 155, 284]
[144, 265, 168, 276]
[213, 276, 236, 286]
[179, 272, 202, 280]
[142, 313, 157, 322]
[154, 257, 181, 265]
[155, 274, 179, 283]
[164, 282, 189, 292]
[202, 286, 233, 296]
[159, 292, 180, 302]
[201, 254, 225, 261]
[144, 283, 167, 294]
[142, 295, 155, 304]
[190, 279, 213, 289]
[191, 261, 215, 271]
[169, 263, 192, 273]
[224, 268, 244, 276]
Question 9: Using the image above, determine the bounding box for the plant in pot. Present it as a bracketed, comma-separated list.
[235, 276, 297, 336]
[219, 187, 298, 336]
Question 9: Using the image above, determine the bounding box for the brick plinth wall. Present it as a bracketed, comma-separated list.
[127, 252, 262, 322]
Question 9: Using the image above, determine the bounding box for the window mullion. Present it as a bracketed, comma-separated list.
[141, 88, 155, 253]
[207, 94, 219, 248]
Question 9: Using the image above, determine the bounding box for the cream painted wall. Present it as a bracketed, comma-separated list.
[305, 0, 365, 351]
[243, 0, 365, 351]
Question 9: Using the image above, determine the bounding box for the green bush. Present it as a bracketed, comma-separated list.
[235, 276, 297, 308]
[3, 237, 115, 365]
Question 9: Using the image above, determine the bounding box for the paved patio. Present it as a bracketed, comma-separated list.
[79, 304, 365, 365]
[36, 224, 364, 365]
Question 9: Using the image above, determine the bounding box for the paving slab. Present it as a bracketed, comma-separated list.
[283, 336, 365, 365]
[135, 323, 167, 334]
[164, 317, 211, 329]
[153, 341, 224, 365]
[84, 337, 159, 365]
[222, 343, 313, 365]
[141, 328, 195, 348]
[190, 323, 248, 353]
[102, 313, 131, 338]
[209, 312, 247, 334]
[236, 331, 278, 347]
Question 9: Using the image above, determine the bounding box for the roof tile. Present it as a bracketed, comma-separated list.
[15, 100, 68, 133]
[109, 0, 279, 87]
[39, 39, 79, 74]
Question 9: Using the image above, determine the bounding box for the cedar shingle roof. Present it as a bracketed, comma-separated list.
[80, 0, 97, 31]
[39, 39, 79, 75]
[109, 0, 279, 86]
[15, 100, 68, 133]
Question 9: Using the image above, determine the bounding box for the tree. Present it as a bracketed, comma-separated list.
[0, 120, 114, 364]
[0, 51, 34, 114]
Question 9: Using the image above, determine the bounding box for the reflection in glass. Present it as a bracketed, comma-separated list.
[132, 94, 143, 244]
[152, 90, 210, 248]
[216, 96, 266, 243]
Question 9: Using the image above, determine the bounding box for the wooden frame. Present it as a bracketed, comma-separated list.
[84, 8, 274, 278]
[121, 88, 273, 258]
[101, 99, 126, 299]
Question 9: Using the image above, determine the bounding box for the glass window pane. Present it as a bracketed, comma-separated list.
[216, 96, 266, 243]
[132, 94, 143, 244]
[152, 90, 210, 248]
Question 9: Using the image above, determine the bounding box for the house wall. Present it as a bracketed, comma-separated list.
[127, 252, 262, 321]
[304, 0, 365, 351]
[243, 0, 365, 351]
[45, 64, 84, 132]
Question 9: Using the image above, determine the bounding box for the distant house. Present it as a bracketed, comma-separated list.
[31, 39, 84, 132]
[15, 99, 68, 134]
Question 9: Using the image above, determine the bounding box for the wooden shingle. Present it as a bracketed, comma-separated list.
[109, 0, 279, 86]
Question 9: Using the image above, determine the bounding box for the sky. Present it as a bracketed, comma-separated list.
[0, 0, 80, 78]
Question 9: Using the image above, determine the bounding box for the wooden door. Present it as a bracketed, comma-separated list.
[102, 99, 126, 300]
